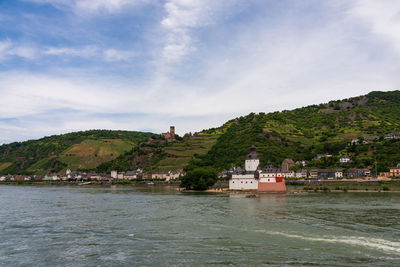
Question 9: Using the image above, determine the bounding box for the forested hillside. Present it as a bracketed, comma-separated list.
[188, 91, 400, 172]
[1, 91, 400, 175]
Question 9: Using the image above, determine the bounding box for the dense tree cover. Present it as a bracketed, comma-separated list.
[187, 91, 400, 172]
[180, 167, 218, 190]
[0, 130, 157, 174]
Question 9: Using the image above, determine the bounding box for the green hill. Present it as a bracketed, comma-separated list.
[0, 130, 157, 175]
[187, 91, 400, 172]
[96, 127, 228, 173]
[2, 90, 400, 175]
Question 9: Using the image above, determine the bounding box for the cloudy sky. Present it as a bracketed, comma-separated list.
[1, 0, 400, 144]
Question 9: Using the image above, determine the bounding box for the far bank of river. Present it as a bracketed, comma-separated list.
[2, 179, 400, 193]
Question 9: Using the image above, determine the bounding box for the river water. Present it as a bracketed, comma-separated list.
[0, 185, 399, 266]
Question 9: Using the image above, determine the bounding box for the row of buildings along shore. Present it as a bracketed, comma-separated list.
[226, 146, 400, 191]
[0, 169, 185, 182]
[222, 153, 400, 181]
[1, 158, 400, 183]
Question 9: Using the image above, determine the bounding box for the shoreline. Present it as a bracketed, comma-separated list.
[2, 180, 400, 193]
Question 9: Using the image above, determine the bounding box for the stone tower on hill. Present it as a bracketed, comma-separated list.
[162, 126, 176, 141]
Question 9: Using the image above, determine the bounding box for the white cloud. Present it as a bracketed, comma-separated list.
[1, 43, 135, 62]
[75, 0, 149, 13]
[349, 0, 400, 54]
[0, 40, 12, 61]
[0, 40, 37, 61]
[160, 0, 232, 63]
[25, 0, 150, 14]
[43, 46, 98, 57]
[103, 48, 136, 62]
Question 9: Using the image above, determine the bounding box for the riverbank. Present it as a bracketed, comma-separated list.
[2, 180, 400, 193]
[286, 179, 400, 193]
[0, 180, 179, 187]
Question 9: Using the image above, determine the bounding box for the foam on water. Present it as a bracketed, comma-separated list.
[256, 229, 400, 254]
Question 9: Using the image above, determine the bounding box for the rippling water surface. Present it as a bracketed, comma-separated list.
[0, 185, 399, 266]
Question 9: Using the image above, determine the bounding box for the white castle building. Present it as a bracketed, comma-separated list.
[229, 146, 286, 192]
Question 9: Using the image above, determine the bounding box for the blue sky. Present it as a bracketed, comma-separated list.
[1, 0, 400, 144]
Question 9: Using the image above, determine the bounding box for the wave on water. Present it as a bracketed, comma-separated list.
[256, 230, 400, 254]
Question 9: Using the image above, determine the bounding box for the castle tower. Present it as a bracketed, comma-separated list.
[170, 126, 175, 139]
[245, 145, 259, 172]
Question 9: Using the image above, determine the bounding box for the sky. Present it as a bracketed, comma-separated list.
[1, 0, 400, 144]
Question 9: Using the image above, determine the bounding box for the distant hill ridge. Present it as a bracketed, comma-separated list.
[187, 90, 400, 172]
[0, 130, 157, 175]
[1, 90, 400, 174]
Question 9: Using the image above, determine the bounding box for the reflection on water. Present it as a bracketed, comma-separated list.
[229, 193, 287, 219]
[0, 185, 399, 266]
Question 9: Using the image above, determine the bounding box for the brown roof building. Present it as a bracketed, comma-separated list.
[281, 158, 295, 172]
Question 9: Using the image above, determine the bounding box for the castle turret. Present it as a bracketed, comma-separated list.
[245, 145, 259, 172]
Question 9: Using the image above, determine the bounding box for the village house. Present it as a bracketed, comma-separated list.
[142, 173, 153, 179]
[339, 156, 351, 164]
[347, 168, 371, 178]
[310, 169, 318, 179]
[124, 171, 138, 180]
[111, 170, 118, 179]
[66, 169, 72, 179]
[284, 170, 296, 178]
[87, 172, 102, 181]
[14, 175, 25, 181]
[165, 171, 181, 181]
[295, 169, 308, 178]
[384, 133, 398, 140]
[389, 164, 400, 177]
[310, 169, 343, 179]
[152, 172, 166, 179]
[32, 175, 44, 181]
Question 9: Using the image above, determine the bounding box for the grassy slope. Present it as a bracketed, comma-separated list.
[0, 130, 157, 175]
[96, 127, 228, 173]
[155, 134, 221, 171]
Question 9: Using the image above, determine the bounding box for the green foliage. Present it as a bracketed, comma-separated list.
[187, 90, 400, 171]
[3, 91, 400, 175]
[0, 130, 157, 174]
[180, 167, 218, 190]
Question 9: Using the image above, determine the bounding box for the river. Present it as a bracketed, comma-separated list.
[0, 185, 399, 266]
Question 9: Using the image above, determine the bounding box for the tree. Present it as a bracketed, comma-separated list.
[180, 167, 218, 190]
